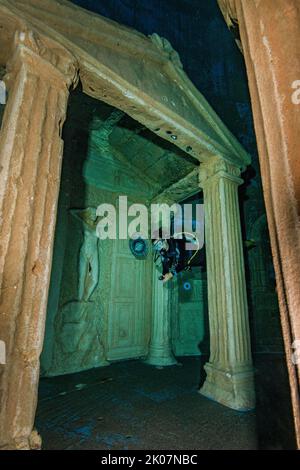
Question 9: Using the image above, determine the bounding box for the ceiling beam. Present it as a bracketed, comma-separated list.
[151, 167, 200, 205]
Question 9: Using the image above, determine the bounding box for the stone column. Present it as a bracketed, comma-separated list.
[199, 157, 255, 411]
[218, 0, 300, 446]
[145, 265, 177, 367]
[0, 30, 78, 449]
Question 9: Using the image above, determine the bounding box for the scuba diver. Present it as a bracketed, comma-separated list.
[153, 233, 202, 283]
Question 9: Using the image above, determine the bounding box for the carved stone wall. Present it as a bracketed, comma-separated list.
[41, 101, 153, 375]
[41, 180, 118, 375]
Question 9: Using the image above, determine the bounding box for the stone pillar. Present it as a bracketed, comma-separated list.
[0, 30, 78, 449]
[218, 0, 300, 446]
[199, 157, 255, 411]
[145, 265, 177, 367]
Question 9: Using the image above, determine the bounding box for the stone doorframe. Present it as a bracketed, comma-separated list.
[0, 0, 253, 449]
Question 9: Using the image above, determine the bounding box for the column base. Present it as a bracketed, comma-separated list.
[144, 346, 177, 367]
[0, 429, 42, 450]
[199, 362, 255, 411]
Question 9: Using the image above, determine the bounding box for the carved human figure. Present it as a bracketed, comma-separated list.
[70, 208, 100, 301]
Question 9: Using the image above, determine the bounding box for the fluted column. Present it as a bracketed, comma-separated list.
[0, 30, 78, 449]
[199, 157, 255, 410]
[145, 265, 177, 367]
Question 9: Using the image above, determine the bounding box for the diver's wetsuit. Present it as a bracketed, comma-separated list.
[160, 237, 189, 278]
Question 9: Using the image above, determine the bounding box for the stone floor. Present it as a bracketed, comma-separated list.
[36, 357, 259, 450]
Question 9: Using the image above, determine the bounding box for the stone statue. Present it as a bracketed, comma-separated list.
[70, 207, 100, 301]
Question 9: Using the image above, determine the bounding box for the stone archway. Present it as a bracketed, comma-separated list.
[0, 0, 254, 449]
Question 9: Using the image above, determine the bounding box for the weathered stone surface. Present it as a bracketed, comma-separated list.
[0, 29, 78, 449]
[248, 214, 283, 352]
[0, 0, 250, 167]
[70, 208, 100, 302]
[0, 0, 254, 450]
[151, 167, 200, 205]
[219, 0, 300, 447]
[51, 301, 106, 373]
[145, 265, 177, 367]
[199, 157, 255, 410]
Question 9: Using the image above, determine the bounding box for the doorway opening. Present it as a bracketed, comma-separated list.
[35, 85, 257, 449]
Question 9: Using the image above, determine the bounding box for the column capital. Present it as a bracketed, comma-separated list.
[5, 29, 79, 90]
[198, 156, 243, 188]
